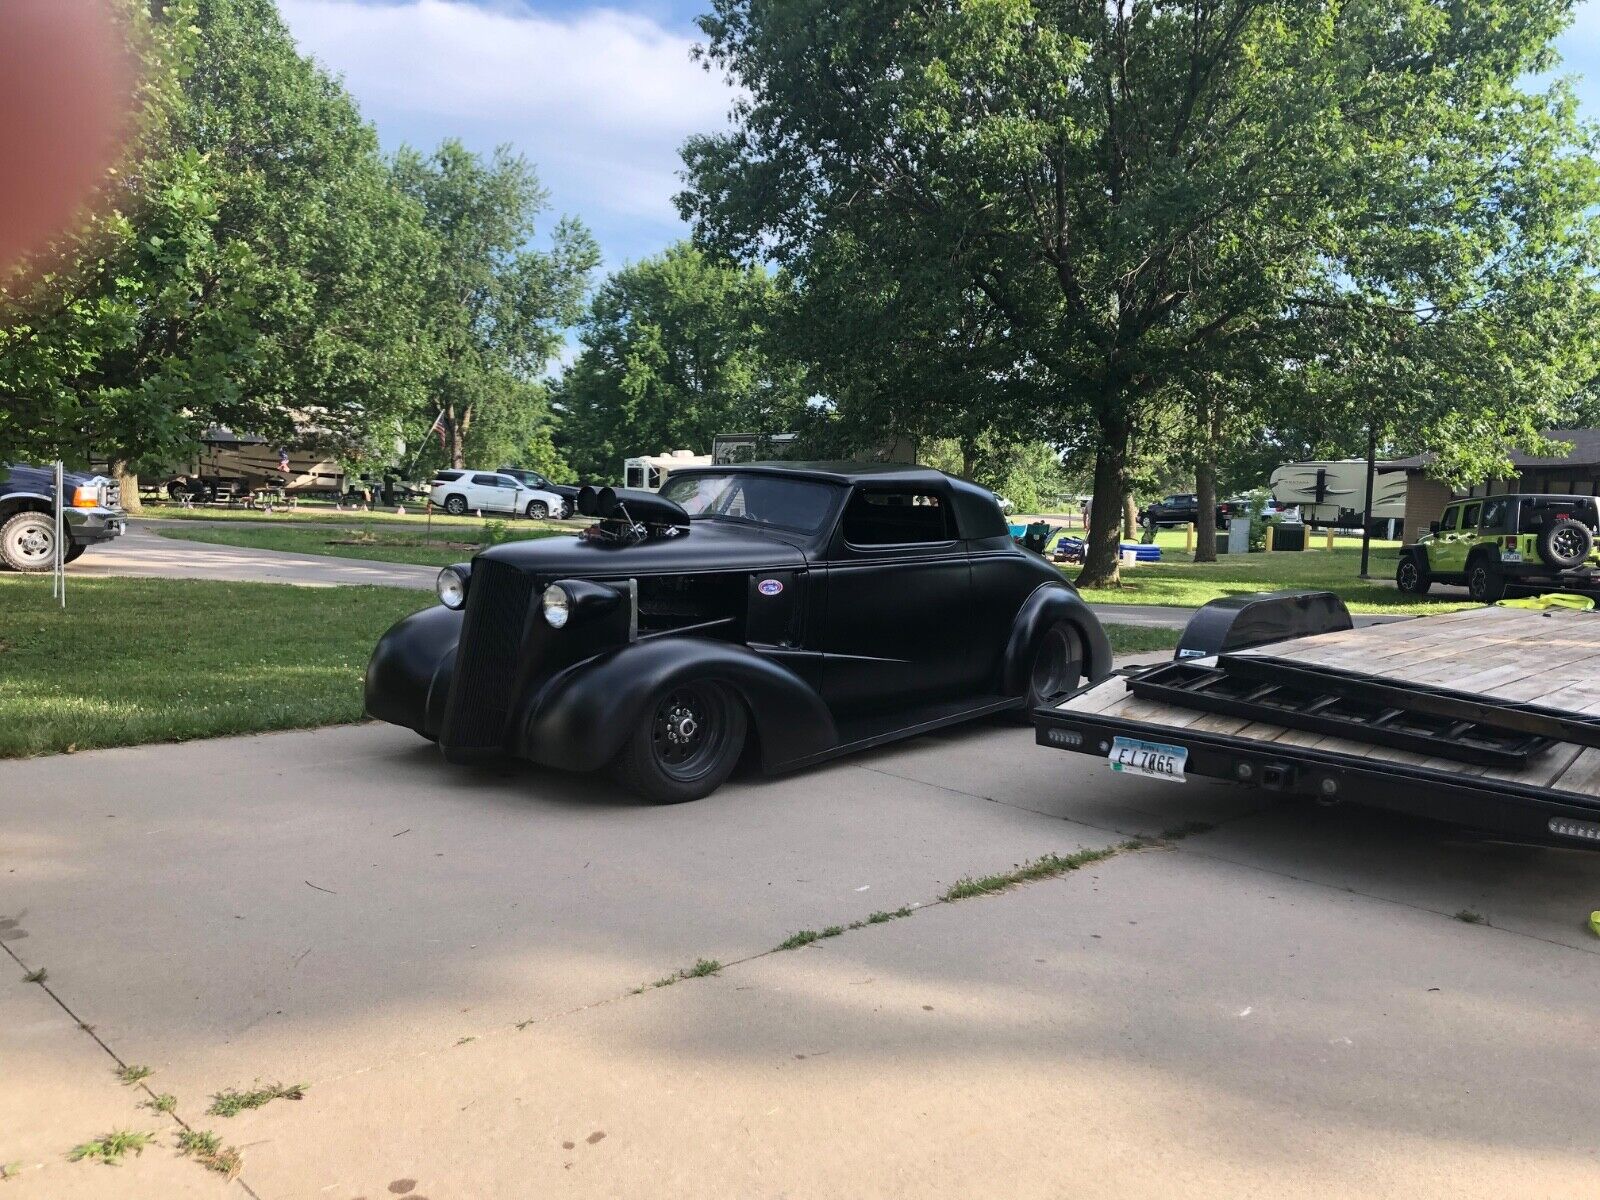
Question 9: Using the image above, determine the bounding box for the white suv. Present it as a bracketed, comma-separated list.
[429, 470, 565, 519]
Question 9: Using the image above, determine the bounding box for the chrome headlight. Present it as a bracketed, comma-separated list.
[436, 564, 470, 610]
[542, 583, 570, 629]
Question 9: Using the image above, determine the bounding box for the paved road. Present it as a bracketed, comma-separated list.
[71, 521, 439, 589]
[3, 720, 1596, 1197]
[76, 524, 1415, 633]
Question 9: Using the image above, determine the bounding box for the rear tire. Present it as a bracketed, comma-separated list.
[444, 494, 467, 516]
[1014, 620, 1085, 721]
[1467, 553, 1507, 604]
[611, 681, 748, 803]
[1537, 517, 1592, 570]
[1395, 554, 1432, 596]
[0, 512, 58, 572]
[63, 542, 86, 563]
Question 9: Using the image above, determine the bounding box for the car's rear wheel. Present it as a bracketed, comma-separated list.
[1395, 554, 1432, 595]
[1537, 517, 1593, 570]
[443, 494, 467, 516]
[1467, 553, 1507, 604]
[526, 500, 548, 520]
[1026, 620, 1085, 711]
[0, 512, 58, 572]
[611, 680, 748, 803]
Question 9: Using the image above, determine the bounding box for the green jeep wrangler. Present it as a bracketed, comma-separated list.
[1396, 493, 1600, 602]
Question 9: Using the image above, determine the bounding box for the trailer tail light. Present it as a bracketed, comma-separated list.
[1505, 537, 1517, 549]
[1548, 817, 1600, 842]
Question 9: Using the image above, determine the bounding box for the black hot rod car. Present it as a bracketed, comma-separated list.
[365, 462, 1111, 801]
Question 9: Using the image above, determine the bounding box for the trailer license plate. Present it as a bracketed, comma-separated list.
[1108, 737, 1187, 783]
[1502, 551, 1522, 563]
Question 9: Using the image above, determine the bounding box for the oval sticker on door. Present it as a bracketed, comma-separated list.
[757, 578, 784, 596]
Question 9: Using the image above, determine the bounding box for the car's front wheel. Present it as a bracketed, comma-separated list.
[611, 681, 748, 803]
[1395, 554, 1432, 595]
[526, 500, 548, 520]
[1467, 554, 1507, 604]
[0, 511, 58, 572]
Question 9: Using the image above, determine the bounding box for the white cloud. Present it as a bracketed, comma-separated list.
[280, 0, 736, 256]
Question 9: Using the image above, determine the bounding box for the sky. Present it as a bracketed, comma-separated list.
[280, 0, 1600, 277]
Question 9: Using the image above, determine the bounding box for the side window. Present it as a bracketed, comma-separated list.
[841, 490, 954, 546]
[471, 474, 501, 487]
[1439, 505, 1459, 532]
[1460, 502, 1481, 532]
[1479, 497, 1511, 534]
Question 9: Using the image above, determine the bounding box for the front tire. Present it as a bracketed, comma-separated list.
[0, 512, 58, 572]
[611, 681, 748, 803]
[1395, 554, 1432, 595]
[526, 500, 549, 520]
[63, 542, 86, 563]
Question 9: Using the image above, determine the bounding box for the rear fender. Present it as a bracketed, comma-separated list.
[519, 637, 837, 774]
[1000, 583, 1113, 694]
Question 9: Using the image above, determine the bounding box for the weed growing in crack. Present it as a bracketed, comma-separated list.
[68, 1131, 152, 1165]
[176, 1130, 241, 1179]
[22, 968, 46, 984]
[140, 1094, 176, 1115]
[1454, 909, 1486, 925]
[207, 1082, 305, 1118]
[115, 1065, 152, 1086]
[942, 846, 1120, 901]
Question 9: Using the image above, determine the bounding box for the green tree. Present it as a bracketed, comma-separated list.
[555, 242, 808, 480]
[0, 0, 435, 507]
[681, 0, 1600, 585]
[393, 140, 598, 470]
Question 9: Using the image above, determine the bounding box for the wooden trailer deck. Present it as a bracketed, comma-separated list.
[1059, 605, 1600, 801]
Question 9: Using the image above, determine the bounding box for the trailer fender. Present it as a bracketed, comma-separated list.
[520, 637, 837, 774]
[1000, 583, 1114, 695]
[1176, 590, 1352, 660]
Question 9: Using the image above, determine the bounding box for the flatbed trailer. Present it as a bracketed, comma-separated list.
[1036, 599, 1600, 849]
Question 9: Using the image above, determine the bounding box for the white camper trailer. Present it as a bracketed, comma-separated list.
[622, 449, 713, 491]
[1270, 459, 1408, 534]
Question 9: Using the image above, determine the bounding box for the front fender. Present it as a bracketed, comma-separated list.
[364, 604, 462, 736]
[1000, 583, 1113, 695]
[519, 637, 837, 774]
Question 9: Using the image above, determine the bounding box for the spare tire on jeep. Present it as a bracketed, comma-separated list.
[1537, 517, 1593, 570]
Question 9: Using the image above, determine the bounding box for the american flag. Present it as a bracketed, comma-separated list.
[278, 447, 290, 473]
[427, 410, 447, 450]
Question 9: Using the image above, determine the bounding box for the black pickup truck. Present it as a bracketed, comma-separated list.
[1138, 493, 1232, 530]
[0, 464, 126, 571]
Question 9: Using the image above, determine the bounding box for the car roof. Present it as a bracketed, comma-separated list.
[670, 460, 952, 487]
[1457, 494, 1596, 503]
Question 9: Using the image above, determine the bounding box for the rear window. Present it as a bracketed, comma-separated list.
[433, 470, 463, 482]
[841, 489, 954, 545]
[1520, 497, 1599, 530]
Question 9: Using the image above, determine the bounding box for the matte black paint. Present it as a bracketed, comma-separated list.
[365, 462, 1112, 789]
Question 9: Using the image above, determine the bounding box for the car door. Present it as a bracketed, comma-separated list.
[469, 474, 513, 513]
[1429, 502, 1474, 575]
[819, 484, 973, 717]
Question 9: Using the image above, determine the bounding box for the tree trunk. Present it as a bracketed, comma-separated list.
[448, 408, 466, 470]
[112, 460, 142, 514]
[1076, 416, 1131, 588]
[1194, 456, 1218, 562]
[961, 438, 979, 481]
[1123, 494, 1137, 541]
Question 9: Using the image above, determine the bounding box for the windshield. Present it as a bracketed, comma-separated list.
[661, 473, 840, 534]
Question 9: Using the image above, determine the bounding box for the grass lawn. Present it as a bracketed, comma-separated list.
[0, 575, 430, 758]
[1101, 623, 1180, 654]
[141, 500, 588, 532]
[157, 521, 569, 568]
[1067, 529, 1474, 616]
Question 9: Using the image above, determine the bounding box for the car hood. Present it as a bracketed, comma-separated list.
[5, 463, 103, 494]
[477, 519, 810, 579]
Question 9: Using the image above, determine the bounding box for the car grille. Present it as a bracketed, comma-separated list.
[440, 558, 535, 753]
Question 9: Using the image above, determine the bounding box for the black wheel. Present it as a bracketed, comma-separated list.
[612, 681, 748, 803]
[1537, 517, 1592, 570]
[63, 542, 86, 563]
[443, 494, 467, 516]
[0, 511, 58, 572]
[1467, 554, 1507, 604]
[526, 500, 549, 520]
[560, 500, 574, 519]
[1395, 554, 1432, 595]
[1022, 620, 1085, 716]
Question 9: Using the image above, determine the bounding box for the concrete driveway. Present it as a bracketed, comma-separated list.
[3, 719, 1597, 1198]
